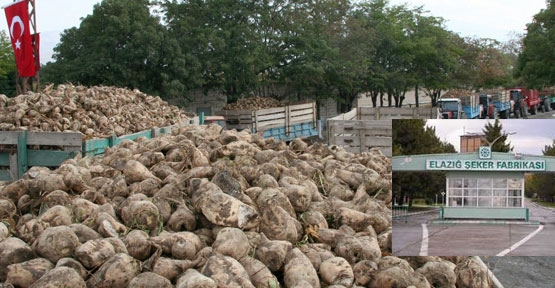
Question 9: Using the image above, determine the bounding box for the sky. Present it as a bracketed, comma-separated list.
[388, 0, 547, 41]
[1, 0, 101, 63]
[0, 0, 549, 63]
[425, 119, 555, 156]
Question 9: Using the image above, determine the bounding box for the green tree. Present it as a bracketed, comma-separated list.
[526, 140, 555, 202]
[164, 0, 267, 101]
[451, 37, 513, 91]
[393, 119, 455, 156]
[515, 0, 555, 87]
[275, 0, 346, 104]
[42, 0, 187, 98]
[481, 119, 513, 152]
[0, 30, 16, 97]
[393, 119, 455, 206]
[409, 13, 460, 107]
[378, 4, 417, 108]
[324, 0, 374, 112]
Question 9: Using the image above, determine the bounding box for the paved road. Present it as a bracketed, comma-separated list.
[392, 198, 555, 256]
[522, 109, 555, 119]
[392, 212, 438, 256]
[480, 256, 555, 288]
[505, 198, 555, 256]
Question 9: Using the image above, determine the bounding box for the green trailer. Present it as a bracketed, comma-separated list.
[0, 118, 200, 181]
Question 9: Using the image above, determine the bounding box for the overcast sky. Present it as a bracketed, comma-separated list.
[388, 0, 547, 41]
[425, 119, 555, 156]
[1, 0, 549, 63]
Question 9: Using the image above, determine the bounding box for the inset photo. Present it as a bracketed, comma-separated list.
[392, 119, 555, 256]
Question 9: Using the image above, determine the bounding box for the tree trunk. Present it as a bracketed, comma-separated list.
[370, 91, 378, 107]
[415, 84, 419, 107]
[399, 90, 406, 107]
[388, 93, 393, 107]
[431, 89, 442, 107]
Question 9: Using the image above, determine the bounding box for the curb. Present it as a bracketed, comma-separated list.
[407, 209, 440, 216]
[392, 208, 440, 219]
[474, 256, 505, 288]
[428, 220, 541, 225]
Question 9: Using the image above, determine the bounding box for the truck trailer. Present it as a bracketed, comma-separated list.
[437, 94, 482, 119]
[479, 91, 510, 119]
[509, 87, 541, 118]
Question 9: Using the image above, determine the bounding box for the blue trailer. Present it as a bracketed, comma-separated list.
[462, 105, 482, 119]
[218, 102, 318, 141]
[460, 94, 483, 119]
[492, 91, 511, 118]
[479, 91, 511, 119]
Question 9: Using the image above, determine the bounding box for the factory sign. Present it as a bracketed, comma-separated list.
[426, 159, 545, 171]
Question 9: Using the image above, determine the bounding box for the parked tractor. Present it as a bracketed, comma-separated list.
[509, 87, 541, 117]
[437, 98, 463, 119]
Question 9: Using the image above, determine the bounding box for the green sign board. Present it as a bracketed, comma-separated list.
[426, 159, 546, 171]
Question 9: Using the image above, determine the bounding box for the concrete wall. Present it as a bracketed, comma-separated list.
[166, 90, 228, 116]
[356, 89, 438, 107]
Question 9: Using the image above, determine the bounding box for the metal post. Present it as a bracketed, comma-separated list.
[521, 178, 525, 208]
[28, 0, 39, 92]
[17, 131, 28, 177]
[13, 0, 40, 94]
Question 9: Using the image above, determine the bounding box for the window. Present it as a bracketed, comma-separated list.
[447, 176, 522, 208]
[493, 197, 507, 207]
[465, 178, 477, 188]
[451, 189, 463, 197]
[478, 198, 491, 207]
[508, 179, 522, 189]
[493, 179, 507, 188]
[508, 198, 521, 207]
[450, 178, 463, 188]
[464, 197, 477, 206]
[509, 190, 521, 197]
[478, 189, 491, 197]
[478, 178, 492, 188]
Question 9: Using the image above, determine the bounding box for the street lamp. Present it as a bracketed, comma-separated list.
[441, 191, 445, 206]
[485, 131, 516, 148]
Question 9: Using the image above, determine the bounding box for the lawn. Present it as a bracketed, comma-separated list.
[530, 198, 555, 208]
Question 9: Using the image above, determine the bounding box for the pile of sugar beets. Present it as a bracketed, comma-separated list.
[0, 115, 494, 287]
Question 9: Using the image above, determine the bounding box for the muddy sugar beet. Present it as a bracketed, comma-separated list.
[0, 91, 485, 287]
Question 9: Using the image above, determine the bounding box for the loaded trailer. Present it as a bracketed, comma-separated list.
[0, 119, 201, 181]
[327, 106, 437, 156]
[479, 91, 511, 119]
[217, 102, 319, 141]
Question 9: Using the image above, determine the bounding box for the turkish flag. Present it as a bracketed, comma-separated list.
[4, 0, 36, 77]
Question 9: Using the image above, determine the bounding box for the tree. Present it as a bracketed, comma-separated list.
[42, 0, 187, 98]
[0, 30, 16, 97]
[481, 119, 513, 152]
[450, 37, 513, 91]
[526, 140, 555, 202]
[393, 119, 455, 156]
[410, 13, 459, 107]
[378, 4, 417, 108]
[515, 0, 555, 87]
[393, 119, 456, 206]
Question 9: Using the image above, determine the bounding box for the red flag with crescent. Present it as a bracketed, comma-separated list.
[4, 0, 36, 77]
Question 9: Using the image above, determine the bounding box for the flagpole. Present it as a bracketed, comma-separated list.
[6, 0, 39, 94]
[28, 0, 39, 93]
